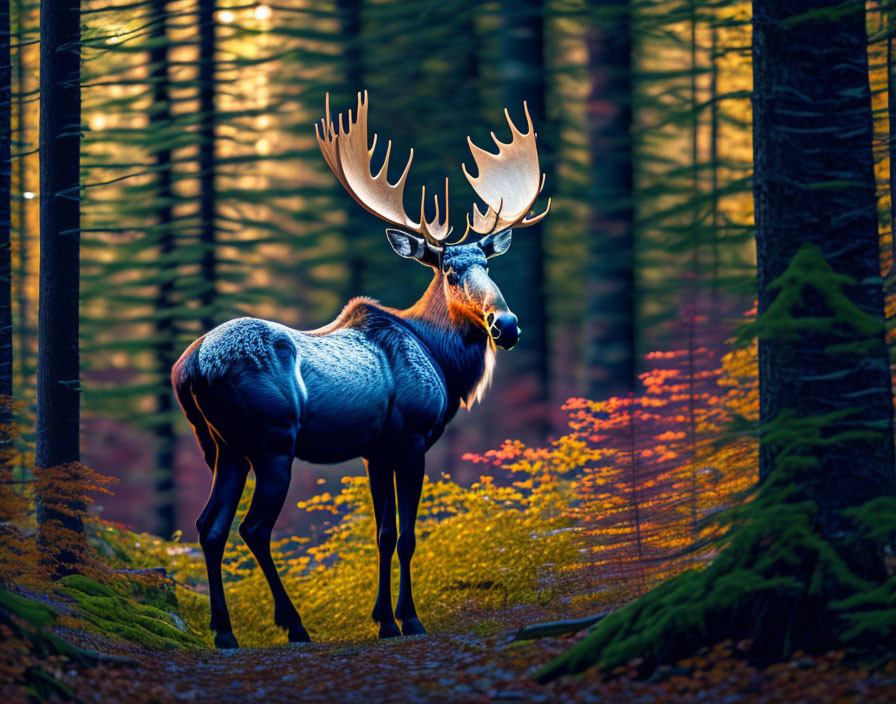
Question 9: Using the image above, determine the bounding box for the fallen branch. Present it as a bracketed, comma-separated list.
[512, 612, 611, 641]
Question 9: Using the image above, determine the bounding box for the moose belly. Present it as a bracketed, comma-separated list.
[294, 395, 388, 463]
[291, 331, 392, 464]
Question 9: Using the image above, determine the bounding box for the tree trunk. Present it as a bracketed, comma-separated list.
[13, 0, 29, 407]
[152, 0, 176, 539]
[499, 0, 551, 434]
[198, 0, 216, 331]
[36, 0, 83, 565]
[584, 1, 635, 400]
[1, 0, 13, 417]
[753, 0, 896, 555]
[336, 0, 366, 299]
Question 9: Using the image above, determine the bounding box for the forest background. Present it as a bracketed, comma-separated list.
[6, 0, 896, 696]
[6, 0, 763, 543]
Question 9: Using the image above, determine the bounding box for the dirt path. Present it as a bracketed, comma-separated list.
[59, 630, 567, 704]
[49, 625, 896, 704]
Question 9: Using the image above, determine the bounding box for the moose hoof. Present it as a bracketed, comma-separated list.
[400, 617, 427, 637]
[378, 621, 401, 639]
[288, 624, 311, 643]
[214, 632, 239, 650]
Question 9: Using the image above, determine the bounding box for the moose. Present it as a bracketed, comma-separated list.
[172, 92, 550, 648]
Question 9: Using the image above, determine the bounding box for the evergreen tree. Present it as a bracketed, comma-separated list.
[537, 0, 896, 679]
[198, 0, 217, 332]
[752, 0, 896, 545]
[36, 0, 83, 570]
[337, 0, 367, 299]
[584, 0, 635, 399]
[1, 0, 12, 426]
[498, 0, 551, 433]
[151, 0, 177, 539]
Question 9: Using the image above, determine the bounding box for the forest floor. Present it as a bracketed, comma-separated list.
[42, 603, 896, 703]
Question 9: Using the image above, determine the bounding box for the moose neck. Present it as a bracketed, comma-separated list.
[400, 272, 494, 408]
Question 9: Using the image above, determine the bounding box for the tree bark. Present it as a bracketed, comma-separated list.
[584, 1, 635, 400]
[36, 0, 83, 558]
[1, 0, 13, 418]
[336, 0, 367, 299]
[13, 0, 28, 405]
[198, 0, 216, 331]
[753, 0, 896, 552]
[152, 0, 176, 539]
[499, 0, 551, 434]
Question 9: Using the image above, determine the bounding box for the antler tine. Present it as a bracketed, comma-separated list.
[316, 91, 452, 248]
[419, 177, 451, 244]
[462, 101, 550, 237]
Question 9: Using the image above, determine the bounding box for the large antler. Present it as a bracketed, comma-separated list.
[461, 102, 551, 239]
[316, 91, 452, 247]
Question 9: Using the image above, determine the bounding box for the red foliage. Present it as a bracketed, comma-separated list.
[569, 312, 758, 595]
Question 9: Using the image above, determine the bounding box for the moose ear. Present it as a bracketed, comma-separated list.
[477, 229, 512, 259]
[385, 229, 441, 268]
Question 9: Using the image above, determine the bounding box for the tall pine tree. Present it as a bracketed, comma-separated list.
[36, 0, 83, 571]
[584, 1, 635, 400]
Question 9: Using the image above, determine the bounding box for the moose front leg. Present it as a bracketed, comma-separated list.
[366, 456, 401, 638]
[395, 436, 426, 636]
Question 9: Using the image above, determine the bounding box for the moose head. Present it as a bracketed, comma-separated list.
[315, 92, 550, 350]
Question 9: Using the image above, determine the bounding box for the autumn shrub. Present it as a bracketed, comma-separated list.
[68, 316, 763, 650]
[0, 396, 38, 589]
[33, 462, 116, 580]
[170, 459, 578, 645]
[465, 318, 759, 612]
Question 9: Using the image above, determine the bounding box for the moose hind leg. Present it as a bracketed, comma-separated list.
[395, 437, 426, 636]
[366, 456, 400, 639]
[239, 453, 310, 643]
[196, 450, 249, 649]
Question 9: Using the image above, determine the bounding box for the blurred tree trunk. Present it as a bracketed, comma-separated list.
[753, 0, 896, 559]
[13, 0, 28, 405]
[709, 14, 720, 310]
[198, 0, 216, 331]
[1, 1, 13, 417]
[36, 0, 83, 568]
[888, 7, 896, 277]
[499, 0, 551, 435]
[584, 1, 635, 400]
[337, 0, 366, 298]
[152, 0, 176, 539]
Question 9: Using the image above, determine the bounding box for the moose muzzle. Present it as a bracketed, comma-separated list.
[487, 311, 521, 350]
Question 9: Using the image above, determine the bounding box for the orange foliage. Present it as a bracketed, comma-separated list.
[32, 462, 117, 581]
[465, 313, 759, 606]
[568, 322, 758, 598]
[0, 396, 36, 588]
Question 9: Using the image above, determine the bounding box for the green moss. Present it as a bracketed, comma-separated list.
[0, 589, 99, 665]
[60, 574, 122, 599]
[0, 588, 59, 629]
[59, 575, 205, 650]
[128, 574, 178, 612]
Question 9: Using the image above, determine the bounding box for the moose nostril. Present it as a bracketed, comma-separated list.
[486, 312, 496, 328]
